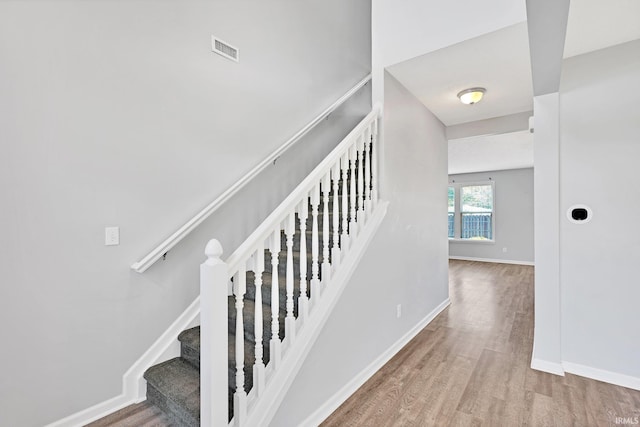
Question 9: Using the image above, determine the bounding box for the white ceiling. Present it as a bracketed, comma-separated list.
[384, 1, 640, 175]
[387, 22, 532, 127]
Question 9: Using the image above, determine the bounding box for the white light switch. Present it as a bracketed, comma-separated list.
[105, 227, 120, 246]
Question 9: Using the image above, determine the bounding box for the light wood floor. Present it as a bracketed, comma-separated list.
[85, 402, 170, 426]
[321, 260, 640, 427]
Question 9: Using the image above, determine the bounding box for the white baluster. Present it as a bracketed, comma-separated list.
[349, 143, 358, 235]
[310, 185, 321, 300]
[233, 266, 247, 424]
[269, 229, 281, 369]
[364, 126, 372, 216]
[372, 116, 379, 206]
[200, 240, 228, 427]
[284, 212, 296, 341]
[331, 162, 341, 267]
[321, 173, 331, 282]
[357, 134, 365, 223]
[297, 198, 309, 320]
[341, 153, 350, 251]
[252, 246, 265, 397]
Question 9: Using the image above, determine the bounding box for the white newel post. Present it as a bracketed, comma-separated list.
[200, 239, 229, 427]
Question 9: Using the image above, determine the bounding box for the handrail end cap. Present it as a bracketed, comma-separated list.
[205, 239, 224, 259]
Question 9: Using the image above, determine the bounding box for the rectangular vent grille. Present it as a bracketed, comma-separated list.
[212, 36, 239, 62]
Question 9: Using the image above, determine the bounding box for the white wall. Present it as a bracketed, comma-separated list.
[0, 1, 371, 425]
[271, 72, 449, 427]
[559, 40, 640, 382]
[449, 168, 534, 264]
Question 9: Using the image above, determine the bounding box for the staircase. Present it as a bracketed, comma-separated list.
[105, 106, 385, 427]
[143, 201, 335, 426]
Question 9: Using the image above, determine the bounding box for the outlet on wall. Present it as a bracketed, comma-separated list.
[105, 227, 120, 246]
[502, 247, 508, 253]
[396, 304, 402, 319]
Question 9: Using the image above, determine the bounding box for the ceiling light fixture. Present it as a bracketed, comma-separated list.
[457, 87, 486, 105]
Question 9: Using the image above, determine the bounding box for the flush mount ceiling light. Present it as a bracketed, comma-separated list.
[457, 87, 486, 105]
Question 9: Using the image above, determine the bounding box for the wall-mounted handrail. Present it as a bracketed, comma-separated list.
[131, 74, 372, 273]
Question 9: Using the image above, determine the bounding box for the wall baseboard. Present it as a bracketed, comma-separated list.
[300, 297, 451, 427]
[449, 255, 534, 266]
[531, 358, 565, 376]
[44, 394, 131, 427]
[46, 293, 202, 426]
[563, 361, 640, 391]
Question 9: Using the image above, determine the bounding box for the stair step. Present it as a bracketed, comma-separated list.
[178, 327, 201, 369]
[144, 358, 200, 427]
[179, 324, 273, 390]
[142, 198, 362, 425]
[138, 157, 373, 425]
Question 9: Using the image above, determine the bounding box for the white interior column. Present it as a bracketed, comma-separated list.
[531, 92, 563, 375]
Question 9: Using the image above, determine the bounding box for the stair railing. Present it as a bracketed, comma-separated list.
[131, 74, 371, 274]
[201, 105, 381, 427]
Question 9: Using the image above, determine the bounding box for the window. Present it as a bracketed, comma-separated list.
[461, 184, 493, 239]
[448, 181, 494, 241]
[448, 186, 455, 238]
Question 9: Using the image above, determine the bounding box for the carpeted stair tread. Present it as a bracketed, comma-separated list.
[178, 327, 200, 353]
[178, 326, 201, 370]
[144, 358, 200, 427]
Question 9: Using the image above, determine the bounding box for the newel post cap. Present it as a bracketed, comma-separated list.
[204, 239, 223, 260]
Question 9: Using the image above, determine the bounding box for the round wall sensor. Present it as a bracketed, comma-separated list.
[566, 205, 592, 224]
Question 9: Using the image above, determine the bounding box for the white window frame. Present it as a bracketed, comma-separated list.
[448, 180, 495, 243]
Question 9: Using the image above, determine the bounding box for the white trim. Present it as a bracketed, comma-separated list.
[246, 201, 389, 427]
[563, 362, 640, 391]
[131, 74, 372, 273]
[44, 395, 131, 427]
[449, 238, 495, 244]
[122, 297, 201, 400]
[300, 297, 451, 427]
[449, 256, 534, 266]
[46, 298, 201, 427]
[530, 358, 565, 376]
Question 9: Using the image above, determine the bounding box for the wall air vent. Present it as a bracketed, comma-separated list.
[212, 36, 239, 62]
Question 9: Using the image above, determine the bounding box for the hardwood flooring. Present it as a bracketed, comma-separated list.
[89, 260, 640, 426]
[321, 260, 640, 427]
[85, 402, 170, 427]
